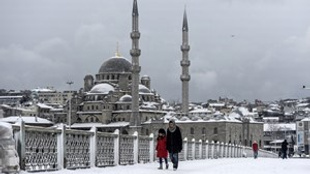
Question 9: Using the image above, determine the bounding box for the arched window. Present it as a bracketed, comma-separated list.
[190, 127, 194, 134]
[202, 127, 206, 134]
[214, 127, 218, 134]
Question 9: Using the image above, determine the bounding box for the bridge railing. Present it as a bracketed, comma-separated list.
[11, 121, 277, 173]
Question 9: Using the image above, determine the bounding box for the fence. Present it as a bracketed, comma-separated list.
[11, 120, 277, 172]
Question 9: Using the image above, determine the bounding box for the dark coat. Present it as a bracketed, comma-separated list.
[156, 136, 168, 158]
[166, 126, 182, 153]
[281, 140, 288, 151]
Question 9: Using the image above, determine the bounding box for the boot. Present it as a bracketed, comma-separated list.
[158, 163, 163, 170]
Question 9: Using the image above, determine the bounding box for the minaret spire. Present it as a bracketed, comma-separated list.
[130, 0, 141, 127]
[182, 7, 188, 32]
[180, 7, 190, 116]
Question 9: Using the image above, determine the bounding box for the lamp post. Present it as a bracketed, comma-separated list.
[67, 81, 74, 129]
[302, 85, 310, 156]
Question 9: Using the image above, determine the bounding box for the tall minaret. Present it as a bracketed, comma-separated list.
[180, 8, 190, 116]
[130, 0, 141, 127]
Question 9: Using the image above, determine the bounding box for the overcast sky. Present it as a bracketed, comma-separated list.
[1, 0, 310, 103]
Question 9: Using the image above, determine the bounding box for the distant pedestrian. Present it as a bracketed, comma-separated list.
[252, 141, 259, 159]
[166, 120, 182, 171]
[156, 128, 168, 170]
[281, 139, 288, 159]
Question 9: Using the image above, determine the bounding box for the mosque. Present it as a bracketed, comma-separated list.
[71, 0, 168, 135]
[68, 0, 264, 148]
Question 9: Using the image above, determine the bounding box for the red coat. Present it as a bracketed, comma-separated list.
[252, 142, 258, 151]
[156, 136, 168, 158]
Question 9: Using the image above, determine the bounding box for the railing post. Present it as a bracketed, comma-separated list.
[56, 123, 65, 169]
[199, 139, 203, 159]
[216, 142, 220, 159]
[191, 138, 195, 160]
[205, 140, 209, 159]
[225, 143, 229, 158]
[16, 119, 25, 170]
[183, 137, 188, 160]
[149, 133, 154, 162]
[113, 129, 120, 165]
[89, 126, 97, 167]
[211, 141, 215, 159]
[238, 144, 242, 157]
[133, 131, 138, 164]
[233, 144, 237, 158]
[220, 142, 224, 158]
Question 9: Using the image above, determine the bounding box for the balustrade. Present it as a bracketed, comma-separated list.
[11, 121, 277, 173]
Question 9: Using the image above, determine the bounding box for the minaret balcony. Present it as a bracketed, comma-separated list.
[180, 74, 191, 81]
[180, 60, 190, 66]
[130, 49, 141, 57]
[131, 65, 141, 73]
[181, 45, 190, 51]
[130, 32, 141, 39]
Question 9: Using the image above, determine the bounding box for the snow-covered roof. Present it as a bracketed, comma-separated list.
[0, 116, 53, 124]
[209, 103, 225, 107]
[301, 117, 310, 121]
[37, 103, 53, 109]
[32, 88, 56, 93]
[189, 108, 212, 114]
[263, 123, 296, 131]
[71, 122, 129, 128]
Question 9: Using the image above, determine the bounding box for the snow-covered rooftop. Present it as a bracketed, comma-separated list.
[0, 116, 53, 124]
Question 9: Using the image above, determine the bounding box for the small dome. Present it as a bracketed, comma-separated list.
[139, 84, 151, 94]
[180, 116, 189, 121]
[119, 94, 132, 102]
[141, 75, 150, 80]
[89, 83, 114, 94]
[99, 56, 132, 73]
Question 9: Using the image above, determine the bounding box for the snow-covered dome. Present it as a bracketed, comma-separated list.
[99, 56, 131, 73]
[119, 94, 132, 102]
[180, 116, 190, 121]
[139, 84, 151, 94]
[89, 83, 114, 94]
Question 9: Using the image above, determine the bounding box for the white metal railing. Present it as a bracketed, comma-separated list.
[11, 120, 278, 173]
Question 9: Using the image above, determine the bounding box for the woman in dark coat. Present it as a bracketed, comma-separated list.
[156, 128, 168, 169]
[166, 120, 182, 171]
[281, 139, 288, 159]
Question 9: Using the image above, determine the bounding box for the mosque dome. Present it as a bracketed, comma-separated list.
[99, 55, 132, 73]
[119, 94, 132, 102]
[89, 83, 114, 94]
[141, 75, 150, 80]
[139, 84, 151, 94]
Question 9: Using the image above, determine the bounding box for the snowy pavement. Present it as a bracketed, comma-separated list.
[19, 158, 310, 174]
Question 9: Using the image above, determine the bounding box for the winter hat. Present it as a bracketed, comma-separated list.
[158, 128, 166, 135]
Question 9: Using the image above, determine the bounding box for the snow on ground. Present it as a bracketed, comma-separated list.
[19, 158, 310, 174]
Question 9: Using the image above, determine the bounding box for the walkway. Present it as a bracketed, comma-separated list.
[19, 158, 309, 174]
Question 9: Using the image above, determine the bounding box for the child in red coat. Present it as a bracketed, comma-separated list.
[252, 141, 259, 159]
[156, 128, 168, 169]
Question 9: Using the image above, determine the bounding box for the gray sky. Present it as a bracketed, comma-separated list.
[1, 0, 310, 103]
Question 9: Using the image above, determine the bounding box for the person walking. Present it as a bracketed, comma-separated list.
[156, 128, 169, 170]
[166, 120, 182, 171]
[281, 139, 288, 159]
[252, 141, 259, 159]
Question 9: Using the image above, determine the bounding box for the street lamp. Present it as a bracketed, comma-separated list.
[301, 85, 310, 156]
[67, 81, 74, 129]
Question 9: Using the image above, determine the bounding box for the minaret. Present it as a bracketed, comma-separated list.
[130, 0, 141, 127]
[180, 8, 190, 116]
